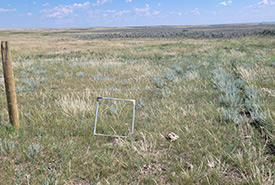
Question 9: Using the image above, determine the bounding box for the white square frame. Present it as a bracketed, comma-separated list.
[93, 97, 136, 138]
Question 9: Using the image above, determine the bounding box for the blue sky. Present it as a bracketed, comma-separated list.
[0, 0, 274, 28]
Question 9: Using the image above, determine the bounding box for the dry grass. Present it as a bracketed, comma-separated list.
[0, 27, 274, 184]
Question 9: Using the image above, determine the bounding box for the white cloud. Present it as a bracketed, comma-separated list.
[135, 4, 150, 13]
[117, 10, 131, 15]
[135, 3, 150, 16]
[106, 9, 116, 13]
[45, 7, 73, 18]
[134, 4, 161, 17]
[258, 0, 269, 5]
[169, 11, 182, 16]
[0, 8, 16, 12]
[245, 0, 275, 8]
[258, 0, 275, 5]
[89, 9, 102, 18]
[73, 2, 91, 8]
[113, 10, 131, 18]
[43, 3, 50, 7]
[169, 11, 175, 15]
[153, 11, 160, 15]
[102, 9, 132, 20]
[41, 2, 91, 18]
[191, 8, 200, 15]
[219, 0, 232, 6]
[20, 12, 32, 16]
[125, 0, 132, 2]
[211, 11, 223, 16]
[93, 0, 112, 6]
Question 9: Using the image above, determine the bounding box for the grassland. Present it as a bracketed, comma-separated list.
[0, 25, 274, 184]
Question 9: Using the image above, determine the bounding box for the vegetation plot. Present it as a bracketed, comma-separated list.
[0, 25, 274, 184]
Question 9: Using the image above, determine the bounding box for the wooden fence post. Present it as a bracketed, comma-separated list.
[1, 41, 19, 130]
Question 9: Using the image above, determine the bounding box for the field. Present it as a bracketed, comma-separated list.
[0, 24, 275, 184]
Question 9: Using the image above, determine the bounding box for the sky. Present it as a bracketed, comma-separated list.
[0, 0, 274, 28]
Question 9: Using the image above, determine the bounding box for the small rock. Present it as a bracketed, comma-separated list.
[140, 163, 167, 175]
[166, 132, 179, 141]
[244, 135, 252, 139]
[185, 162, 194, 170]
[207, 161, 215, 168]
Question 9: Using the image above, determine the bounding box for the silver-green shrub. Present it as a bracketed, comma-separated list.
[76, 71, 85, 78]
[152, 76, 166, 88]
[26, 143, 41, 159]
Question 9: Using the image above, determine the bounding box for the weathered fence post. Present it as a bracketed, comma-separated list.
[1, 41, 19, 130]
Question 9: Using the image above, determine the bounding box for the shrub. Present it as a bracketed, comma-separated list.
[36, 69, 47, 75]
[152, 76, 166, 88]
[137, 99, 146, 109]
[26, 64, 47, 75]
[0, 139, 15, 154]
[164, 70, 176, 81]
[93, 75, 106, 81]
[212, 68, 266, 124]
[27, 67, 36, 73]
[260, 29, 275, 36]
[40, 77, 49, 83]
[222, 108, 248, 124]
[26, 143, 41, 159]
[16, 85, 28, 93]
[161, 89, 169, 98]
[108, 105, 117, 115]
[69, 62, 82, 68]
[172, 64, 184, 75]
[55, 71, 64, 78]
[20, 71, 27, 78]
[76, 72, 85, 78]
[22, 78, 39, 91]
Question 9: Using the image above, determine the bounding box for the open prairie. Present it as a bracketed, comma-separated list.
[0, 24, 275, 184]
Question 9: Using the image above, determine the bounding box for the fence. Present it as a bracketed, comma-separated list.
[1, 41, 19, 129]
